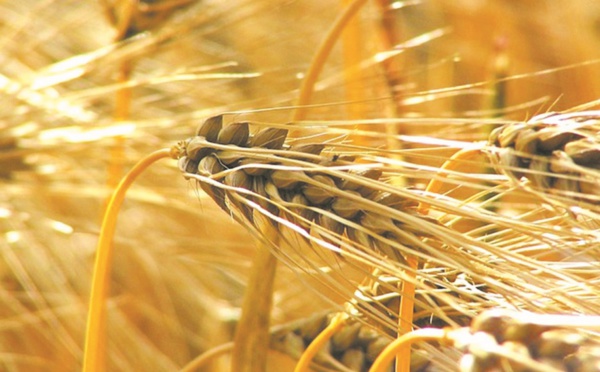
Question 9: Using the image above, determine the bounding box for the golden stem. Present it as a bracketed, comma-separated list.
[418, 148, 482, 215]
[374, 0, 405, 112]
[341, 0, 366, 121]
[179, 342, 234, 372]
[294, 312, 348, 372]
[396, 255, 417, 372]
[231, 215, 280, 372]
[107, 60, 134, 190]
[369, 328, 448, 372]
[83, 148, 174, 372]
[293, 0, 369, 122]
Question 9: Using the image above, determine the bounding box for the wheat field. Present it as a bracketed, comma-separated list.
[1, 1, 600, 371]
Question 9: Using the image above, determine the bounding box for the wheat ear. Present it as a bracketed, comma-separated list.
[368, 309, 600, 372]
[177, 111, 600, 370]
[488, 111, 600, 205]
[176, 116, 445, 370]
[176, 116, 432, 267]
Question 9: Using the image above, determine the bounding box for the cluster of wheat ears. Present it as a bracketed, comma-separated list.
[1, 0, 600, 371]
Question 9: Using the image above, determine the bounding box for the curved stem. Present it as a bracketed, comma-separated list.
[341, 0, 366, 121]
[179, 342, 234, 372]
[294, 312, 348, 372]
[231, 226, 279, 372]
[83, 148, 174, 372]
[369, 328, 447, 372]
[417, 148, 482, 215]
[396, 255, 417, 372]
[293, 0, 369, 121]
[107, 61, 134, 190]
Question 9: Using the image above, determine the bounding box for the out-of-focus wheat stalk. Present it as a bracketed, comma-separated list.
[2, 0, 600, 371]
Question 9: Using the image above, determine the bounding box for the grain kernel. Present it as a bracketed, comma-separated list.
[196, 115, 223, 142]
[537, 129, 582, 152]
[250, 127, 288, 149]
[198, 155, 224, 177]
[331, 191, 362, 219]
[303, 175, 337, 205]
[216, 122, 249, 146]
[185, 136, 212, 161]
[270, 170, 308, 190]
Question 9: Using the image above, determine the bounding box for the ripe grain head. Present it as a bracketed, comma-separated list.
[176, 115, 600, 345]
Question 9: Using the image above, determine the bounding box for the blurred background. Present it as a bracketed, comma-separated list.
[1, 0, 599, 370]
